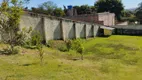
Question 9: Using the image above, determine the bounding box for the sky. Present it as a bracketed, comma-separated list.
[0, 0, 141, 9]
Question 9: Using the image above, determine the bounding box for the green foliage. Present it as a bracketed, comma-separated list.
[53, 8, 65, 17]
[28, 31, 44, 65]
[47, 40, 55, 48]
[1, 46, 20, 55]
[0, 36, 142, 79]
[95, 0, 124, 20]
[65, 40, 72, 51]
[31, 32, 43, 46]
[24, 31, 43, 49]
[37, 44, 44, 65]
[136, 2, 142, 24]
[72, 39, 84, 60]
[47, 40, 68, 52]
[31, 1, 65, 17]
[73, 5, 95, 15]
[58, 45, 68, 52]
[0, 0, 25, 54]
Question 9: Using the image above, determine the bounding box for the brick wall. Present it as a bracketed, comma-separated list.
[65, 12, 115, 26]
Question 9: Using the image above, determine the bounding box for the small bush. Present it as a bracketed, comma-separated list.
[71, 39, 84, 60]
[23, 31, 43, 49]
[1, 46, 19, 55]
[58, 45, 68, 52]
[65, 40, 72, 51]
[47, 40, 55, 48]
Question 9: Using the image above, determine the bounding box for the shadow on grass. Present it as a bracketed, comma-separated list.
[20, 63, 38, 66]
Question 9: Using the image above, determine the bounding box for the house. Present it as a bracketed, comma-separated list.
[65, 6, 115, 26]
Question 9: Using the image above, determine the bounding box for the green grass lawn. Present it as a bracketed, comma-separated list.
[0, 35, 142, 80]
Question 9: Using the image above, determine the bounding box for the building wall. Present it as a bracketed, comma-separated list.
[98, 12, 115, 26]
[65, 12, 115, 26]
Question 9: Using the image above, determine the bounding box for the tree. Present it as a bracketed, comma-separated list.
[38, 1, 57, 15]
[31, 1, 65, 17]
[0, 0, 24, 54]
[73, 5, 95, 15]
[72, 39, 84, 60]
[31, 32, 44, 65]
[53, 8, 65, 17]
[94, 0, 124, 20]
[136, 2, 142, 24]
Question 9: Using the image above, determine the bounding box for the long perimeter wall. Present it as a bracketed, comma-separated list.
[19, 12, 101, 43]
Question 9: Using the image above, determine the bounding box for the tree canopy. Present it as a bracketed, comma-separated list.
[136, 2, 142, 24]
[94, 0, 124, 20]
[73, 5, 96, 15]
[31, 1, 65, 17]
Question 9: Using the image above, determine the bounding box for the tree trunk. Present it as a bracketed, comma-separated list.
[81, 53, 83, 60]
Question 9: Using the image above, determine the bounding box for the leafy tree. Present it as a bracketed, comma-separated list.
[94, 0, 124, 20]
[0, 0, 24, 54]
[31, 32, 44, 65]
[72, 39, 84, 60]
[136, 2, 142, 24]
[31, 1, 65, 17]
[121, 10, 137, 23]
[53, 8, 65, 17]
[73, 5, 95, 15]
[38, 1, 57, 15]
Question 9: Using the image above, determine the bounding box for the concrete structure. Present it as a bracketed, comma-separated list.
[0, 12, 115, 43]
[66, 12, 115, 26]
[19, 12, 104, 43]
[98, 12, 115, 26]
[112, 25, 142, 35]
[116, 21, 128, 25]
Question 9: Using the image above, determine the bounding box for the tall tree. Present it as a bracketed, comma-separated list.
[32, 1, 65, 17]
[94, 0, 124, 20]
[73, 5, 95, 15]
[136, 2, 142, 24]
[38, 1, 57, 15]
[0, 0, 24, 54]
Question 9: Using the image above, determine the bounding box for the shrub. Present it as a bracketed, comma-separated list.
[23, 31, 43, 49]
[65, 40, 72, 51]
[58, 45, 68, 52]
[31, 31, 43, 46]
[1, 46, 19, 55]
[71, 39, 84, 60]
[47, 40, 55, 48]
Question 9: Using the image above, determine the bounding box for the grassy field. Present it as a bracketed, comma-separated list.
[0, 35, 142, 80]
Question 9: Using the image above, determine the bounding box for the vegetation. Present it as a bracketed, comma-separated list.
[94, 0, 124, 20]
[0, 35, 142, 80]
[72, 5, 96, 15]
[0, 0, 24, 54]
[136, 2, 142, 24]
[31, 1, 65, 17]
